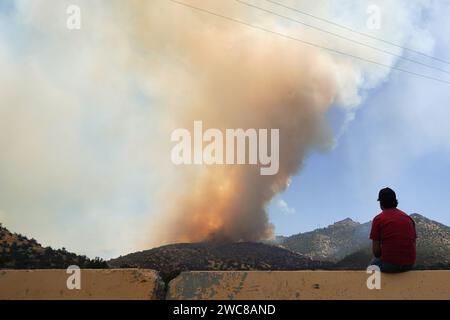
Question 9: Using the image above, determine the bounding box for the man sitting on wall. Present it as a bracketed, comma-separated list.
[369, 187, 417, 273]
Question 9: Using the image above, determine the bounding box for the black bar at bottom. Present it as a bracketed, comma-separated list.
[1, 300, 446, 319]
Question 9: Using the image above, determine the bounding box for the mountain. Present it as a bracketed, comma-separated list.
[108, 242, 334, 282]
[260, 235, 287, 245]
[280, 218, 371, 262]
[280, 214, 450, 269]
[334, 247, 372, 270]
[0, 222, 107, 269]
[3, 212, 448, 274]
[411, 214, 450, 268]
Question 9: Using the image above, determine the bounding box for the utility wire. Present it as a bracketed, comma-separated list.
[168, 0, 450, 85]
[236, 0, 450, 75]
[265, 0, 450, 66]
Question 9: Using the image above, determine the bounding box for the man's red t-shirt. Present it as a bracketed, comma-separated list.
[369, 208, 417, 266]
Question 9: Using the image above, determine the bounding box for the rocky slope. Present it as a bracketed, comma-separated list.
[279, 214, 450, 269]
[281, 218, 371, 262]
[3, 212, 448, 274]
[108, 242, 333, 282]
[412, 213, 450, 268]
[0, 223, 107, 269]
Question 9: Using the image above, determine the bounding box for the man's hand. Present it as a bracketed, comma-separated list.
[372, 240, 381, 258]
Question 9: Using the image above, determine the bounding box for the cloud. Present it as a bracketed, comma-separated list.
[277, 199, 296, 215]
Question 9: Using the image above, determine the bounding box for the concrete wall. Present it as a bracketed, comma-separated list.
[0, 269, 164, 300]
[167, 271, 450, 300]
[1, 270, 450, 300]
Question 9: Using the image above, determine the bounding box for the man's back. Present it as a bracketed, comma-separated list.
[370, 208, 416, 266]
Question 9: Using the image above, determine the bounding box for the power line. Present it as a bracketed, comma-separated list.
[236, 0, 450, 75]
[168, 0, 450, 85]
[265, 0, 450, 66]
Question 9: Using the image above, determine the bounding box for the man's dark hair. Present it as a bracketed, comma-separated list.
[378, 187, 398, 209]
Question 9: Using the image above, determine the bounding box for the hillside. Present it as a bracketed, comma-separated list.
[0, 223, 107, 269]
[3, 212, 449, 273]
[281, 218, 371, 262]
[280, 214, 450, 269]
[412, 214, 450, 268]
[108, 242, 333, 282]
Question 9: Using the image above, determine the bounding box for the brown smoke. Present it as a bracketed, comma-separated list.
[0, 0, 435, 257]
[113, 0, 338, 244]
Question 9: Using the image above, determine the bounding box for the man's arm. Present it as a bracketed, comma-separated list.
[369, 216, 381, 258]
[372, 240, 381, 258]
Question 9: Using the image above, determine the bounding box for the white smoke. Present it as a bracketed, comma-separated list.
[0, 0, 439, 257]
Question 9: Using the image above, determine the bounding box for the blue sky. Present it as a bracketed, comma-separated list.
[269, 5, 450, 234]
[269, 75, 450, 234]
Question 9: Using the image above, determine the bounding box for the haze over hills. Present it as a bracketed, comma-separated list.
[0, 223, 107, 269]
[2, 213, 449, 276]
[3, 220, 331, 277]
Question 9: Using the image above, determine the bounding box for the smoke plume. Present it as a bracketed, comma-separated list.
[0, 0, 436, 255]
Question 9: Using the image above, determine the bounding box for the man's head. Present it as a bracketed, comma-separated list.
[378, 187, 398, 209]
